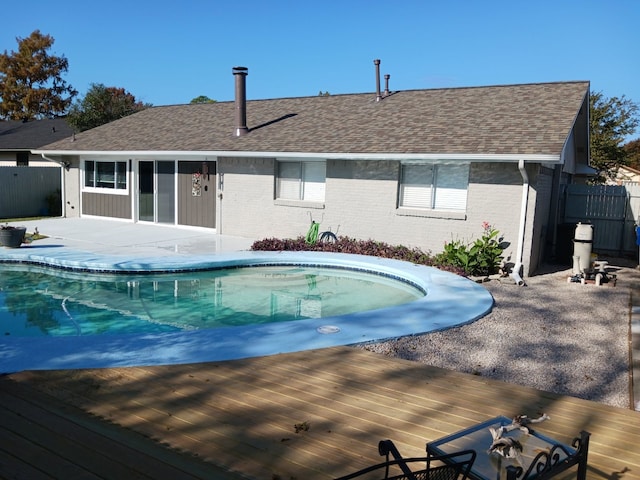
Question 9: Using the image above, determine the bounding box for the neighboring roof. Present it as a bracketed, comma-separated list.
[618, 165, 640, 176]
[0, 118, 74, 150]
[611, 165, 640, 184]
[36, 81, 589, 160]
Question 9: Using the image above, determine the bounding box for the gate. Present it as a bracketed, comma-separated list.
[561, 184, 640, 257]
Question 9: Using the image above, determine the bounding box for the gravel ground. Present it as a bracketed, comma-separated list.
[356, 259, 640, 409]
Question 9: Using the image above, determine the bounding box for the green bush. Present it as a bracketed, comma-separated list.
[435, 223, 505, 276]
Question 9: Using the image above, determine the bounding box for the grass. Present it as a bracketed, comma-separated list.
[0, 216, 48, 223]
[24, 231, 48, 242]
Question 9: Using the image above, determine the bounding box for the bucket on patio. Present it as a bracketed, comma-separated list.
[0, 226, 26, 248]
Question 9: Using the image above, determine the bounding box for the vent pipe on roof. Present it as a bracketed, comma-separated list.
[374, 59, 382, 102]
[232, 66, 249, 136]
[384, 74, 391, 96]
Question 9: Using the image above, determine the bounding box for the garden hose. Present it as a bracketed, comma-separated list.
[305, 221, 320, 244]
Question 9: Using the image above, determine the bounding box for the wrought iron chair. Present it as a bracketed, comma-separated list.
[505, 430, 590, 480]
[335, 439, 476, 480]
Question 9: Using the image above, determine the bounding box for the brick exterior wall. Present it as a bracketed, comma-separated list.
[529, 166, 555, 273]
[218, 158, 544, 275]
[64, 156, 81, 218]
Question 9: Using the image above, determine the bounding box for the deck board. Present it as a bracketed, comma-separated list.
[0, 380, 245, 479]
[3, 346, 640, 479]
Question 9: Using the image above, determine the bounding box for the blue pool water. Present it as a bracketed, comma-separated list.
[0, 265, 424, 337]
[0, 250, 494, 372]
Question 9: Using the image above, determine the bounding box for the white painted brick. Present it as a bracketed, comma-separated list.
[218, 158, 542, 274]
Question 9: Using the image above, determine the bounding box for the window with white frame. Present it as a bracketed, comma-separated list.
[84, 160, 127, 190]
[276, 161, 326, 202]
[399, 163, 469, 211]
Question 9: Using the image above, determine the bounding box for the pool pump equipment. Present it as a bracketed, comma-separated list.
[567, 223, 616, 286]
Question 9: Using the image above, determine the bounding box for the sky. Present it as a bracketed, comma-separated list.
[2, 0, 639, 132]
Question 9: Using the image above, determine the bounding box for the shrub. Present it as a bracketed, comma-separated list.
[45, 189, 62, 216]
[435, 222, 505, 276]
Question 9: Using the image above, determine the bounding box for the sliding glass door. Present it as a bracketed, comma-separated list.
[138, 161, 175, 224]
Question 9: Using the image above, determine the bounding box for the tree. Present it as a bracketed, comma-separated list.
[190, 95, 216, 104]
[0, 30, 77, 120]
[67, 83, 152, 132]
[624, 138, 640, 170]
[589, 91, 639, 182]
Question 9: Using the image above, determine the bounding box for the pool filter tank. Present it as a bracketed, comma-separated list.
[572, 223, 593, 273]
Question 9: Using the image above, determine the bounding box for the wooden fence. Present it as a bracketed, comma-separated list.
[561, 183, 640, 257]
[0, 166, 62, 219]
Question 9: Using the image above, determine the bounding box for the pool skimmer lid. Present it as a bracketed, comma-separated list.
[317, 325, 340, 334]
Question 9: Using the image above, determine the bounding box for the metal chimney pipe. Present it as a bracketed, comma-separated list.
[384, 74, 390, 96]
[374, 59, 382, 102]
[232, 66, 249, 136]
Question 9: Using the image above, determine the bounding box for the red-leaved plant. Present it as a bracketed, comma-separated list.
[250, 236, 466, 276]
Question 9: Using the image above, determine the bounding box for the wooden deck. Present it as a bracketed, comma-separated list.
[2, 347, 639, 479]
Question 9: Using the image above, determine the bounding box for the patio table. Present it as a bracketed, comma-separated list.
[426, 416, 590, 480]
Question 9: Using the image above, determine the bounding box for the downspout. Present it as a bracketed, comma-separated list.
[218, 172, 224, 234]
[511, 159, 528, 286]
[41, 153, 67, 218]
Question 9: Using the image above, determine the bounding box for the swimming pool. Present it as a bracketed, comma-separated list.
[0, 250, 494, 372]
[0, 264, 425, 337]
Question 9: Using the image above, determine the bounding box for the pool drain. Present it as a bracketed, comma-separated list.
[317, 325, 340, 334]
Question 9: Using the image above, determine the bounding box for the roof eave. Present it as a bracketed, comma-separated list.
[31, 149, 561, 163]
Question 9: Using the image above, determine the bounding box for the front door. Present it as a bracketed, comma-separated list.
[138, 161, 175, 224]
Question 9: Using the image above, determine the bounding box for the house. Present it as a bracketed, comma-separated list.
[610, 165, 640, 185]
[33, 64, 590, 277]
[0, 118, 73, 166]
[0, 118, 73, 218]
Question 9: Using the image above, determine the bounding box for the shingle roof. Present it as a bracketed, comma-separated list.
[37, 81, 589, 157]
[0, 119, 74, 150]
